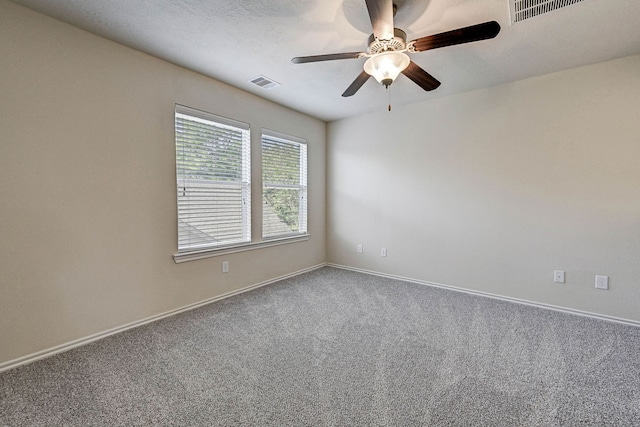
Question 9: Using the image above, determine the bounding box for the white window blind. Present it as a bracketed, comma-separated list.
[175, 105, 251, 252]
[262, 130, 307, 239]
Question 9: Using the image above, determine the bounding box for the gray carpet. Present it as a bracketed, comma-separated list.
[1, 267, 639, 426]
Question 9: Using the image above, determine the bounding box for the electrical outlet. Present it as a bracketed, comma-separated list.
[381, 248, 387, 257]
[357, 244, 363, 254]
[222, 261, 229, 274]
[554, 270, 565, 283]
[595, 275, 608, 290]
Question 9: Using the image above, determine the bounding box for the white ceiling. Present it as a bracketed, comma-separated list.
[9, 0, 640, 122]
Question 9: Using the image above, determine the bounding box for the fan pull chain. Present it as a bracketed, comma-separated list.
[387, 86, 392, 111]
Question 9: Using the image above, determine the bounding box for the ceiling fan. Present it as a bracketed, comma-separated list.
[292, 0, 500, 98]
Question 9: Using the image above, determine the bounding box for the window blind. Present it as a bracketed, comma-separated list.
[261, 130, 307, 238]
[175, 105, 251, 252]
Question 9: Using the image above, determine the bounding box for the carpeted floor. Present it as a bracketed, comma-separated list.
[1, 267, 639, 426]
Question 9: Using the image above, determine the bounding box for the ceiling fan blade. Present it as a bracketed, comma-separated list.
[410, 21, 501, 52]
[342, 71, 371, 97]
[292, 52, 364, 64]
[401, 61, 441, 91]
[365, 0, 395, 40]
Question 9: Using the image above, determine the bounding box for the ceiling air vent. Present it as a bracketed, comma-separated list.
[249, 75, 280, 90]
[510, 0, 587, 23]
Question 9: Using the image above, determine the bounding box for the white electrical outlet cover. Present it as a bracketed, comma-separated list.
[595, 275, 608, 290]
[554, 270, 565, 283]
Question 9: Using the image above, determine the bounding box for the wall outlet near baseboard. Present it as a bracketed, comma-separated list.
[222, 261, 229, 273]
[595, 275, 608, 290]
[381, 248, 387, 257]
[554, 270, 565, 283]
[357, 244, 363, 254]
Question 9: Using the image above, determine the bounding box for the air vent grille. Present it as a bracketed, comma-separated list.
[249, 75, 280, 90]
[510, 0, 586, 23]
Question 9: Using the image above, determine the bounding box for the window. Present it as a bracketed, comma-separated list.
[262, 130, 307, 239]
[175, 105, 251, 253]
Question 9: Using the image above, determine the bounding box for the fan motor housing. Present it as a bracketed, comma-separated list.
[368, 28, 407, 54]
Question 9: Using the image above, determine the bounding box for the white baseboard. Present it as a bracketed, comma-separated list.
[328, 263, 640, 328]
[0, 263, 327, 374]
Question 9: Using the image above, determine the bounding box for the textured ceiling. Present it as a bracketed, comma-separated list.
[9, 0, 640, 121]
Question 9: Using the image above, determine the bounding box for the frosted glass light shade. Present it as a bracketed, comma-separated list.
[363, 51, 410, 87]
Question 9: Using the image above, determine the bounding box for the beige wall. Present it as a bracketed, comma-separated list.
[0, 1, 326, 366]
[2, 0, 639, 369]
[328, 54, 640, 323]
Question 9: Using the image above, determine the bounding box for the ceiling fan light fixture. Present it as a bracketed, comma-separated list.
[363, 51, 410, 87]
[292, 1, 501, 98]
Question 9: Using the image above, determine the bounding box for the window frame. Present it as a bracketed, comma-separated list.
[261, 129, 308, 240]
[174, 104, 251, 254]
[172, 108, 310, 264]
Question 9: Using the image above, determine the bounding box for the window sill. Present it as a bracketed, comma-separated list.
[173, 234, 310, 264]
